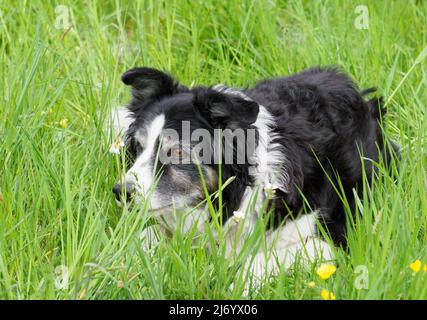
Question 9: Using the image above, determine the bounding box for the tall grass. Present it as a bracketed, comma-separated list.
[0, 0, 426, 299]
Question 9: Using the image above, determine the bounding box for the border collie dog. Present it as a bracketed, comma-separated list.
[111, 66, 397, 280]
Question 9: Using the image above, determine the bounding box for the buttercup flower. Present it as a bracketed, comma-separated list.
[321, 289, 336, 300]
[424, 265, 427, 272]
[59, 118, 68, 129]
[409, 260, 422, 273]
[308, 281, 316, 288]
[316, 263, 337, 280]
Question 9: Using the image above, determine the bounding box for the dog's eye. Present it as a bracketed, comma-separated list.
[173, 146, 190, 161]
[173, 147, 182, 158]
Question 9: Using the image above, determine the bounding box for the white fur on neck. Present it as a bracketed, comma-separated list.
[251, 106, 290, 193]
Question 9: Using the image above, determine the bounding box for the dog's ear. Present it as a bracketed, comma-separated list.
[193, 88, 259, 129]
[122, 67, 187, 109]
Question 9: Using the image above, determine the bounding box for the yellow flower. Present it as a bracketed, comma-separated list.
[308, 281, 316, 288]
[410, 260, 422, 273]
[59, 118, 68, 129]
[424, 265, 427, 272]
[321, 289, 336, 300]
[316, 263, 337, 280]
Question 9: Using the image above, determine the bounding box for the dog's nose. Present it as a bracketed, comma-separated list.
[112, 182, 134, 202]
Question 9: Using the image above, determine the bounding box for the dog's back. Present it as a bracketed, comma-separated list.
[246, 67, 398, 246]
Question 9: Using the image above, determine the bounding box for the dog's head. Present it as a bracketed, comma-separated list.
[112, 67, 259, 221]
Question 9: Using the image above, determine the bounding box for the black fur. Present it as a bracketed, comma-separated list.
[245, 67, 398, 245]
[121, 66, 398, 247]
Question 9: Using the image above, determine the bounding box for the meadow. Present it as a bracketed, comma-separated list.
[0, 0, 426, 299]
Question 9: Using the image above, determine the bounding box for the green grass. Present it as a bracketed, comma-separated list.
[1, 0, 426, 300]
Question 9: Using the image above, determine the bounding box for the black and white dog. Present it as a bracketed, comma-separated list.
[110, 66, 397, 279]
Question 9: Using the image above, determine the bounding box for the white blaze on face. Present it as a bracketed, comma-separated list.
[125, 114, 165, 200]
